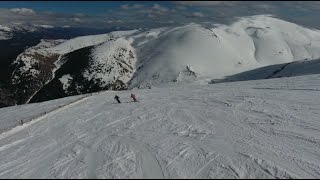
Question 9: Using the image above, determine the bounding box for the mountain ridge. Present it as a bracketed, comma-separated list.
[1, 15, 320, 107]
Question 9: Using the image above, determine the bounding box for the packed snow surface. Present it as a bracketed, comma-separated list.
[0, 74, 320, 178]
[0, 95, 85, 134]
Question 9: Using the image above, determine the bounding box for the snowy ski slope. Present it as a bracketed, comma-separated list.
[0, 74, 320, 178]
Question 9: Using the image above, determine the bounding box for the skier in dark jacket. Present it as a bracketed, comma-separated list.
[114, 95, 121, 103]
[130, 93, 137, 102]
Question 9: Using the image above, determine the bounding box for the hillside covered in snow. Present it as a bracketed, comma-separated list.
[210, 58, 320, 83]
[0, 74, 320, 178]
[2, 15, 320, 107]
[129, 15, 320, 88]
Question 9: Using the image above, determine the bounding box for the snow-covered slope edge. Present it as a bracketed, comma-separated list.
[210, 58, 320, 83]
[0, 74, 320, 178]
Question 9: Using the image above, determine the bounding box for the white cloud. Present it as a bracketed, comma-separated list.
[121, 4, 130, 9]
[70, 17, 81, 22]
[174, 1, 238, 6]
[176, 6, 187, 10]
[121, 4, 144, 10]
[10, 8, 36, 15]
[13, 22, 23, 25]
[43, 11, 54, 15]
[106, 19, 122, 23]
[152, 4, 168, 12]
[192, 12, 205, 17]
[34, 24, 54, 28]
[148, 14, 156, 18]
[253, 4, 276, 10]
[0, 2, 319, 30]
[133, 4, 144, 8]
[74, 13, 87, 17]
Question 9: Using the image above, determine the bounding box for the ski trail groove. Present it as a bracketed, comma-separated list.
[119, 137, 165, 179]
[194, 153, 219, 177]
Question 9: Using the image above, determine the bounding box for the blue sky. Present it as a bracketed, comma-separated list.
[0, 1, 320, 29]
[0, 1, 176, 15]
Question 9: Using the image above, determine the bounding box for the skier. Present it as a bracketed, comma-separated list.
[114, 95, 121, 103]
[130, 93, 137, 102]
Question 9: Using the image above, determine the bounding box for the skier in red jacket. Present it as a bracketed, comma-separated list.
[130, 93, 137, 102]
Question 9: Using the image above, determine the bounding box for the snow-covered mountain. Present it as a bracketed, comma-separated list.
[0, 27, 136, 107]
[128, 15, 320, 88]
[0, 73, 320, 178]
[0, 22, 132, 41]
[0, 23, 47, 40]
[0, 25, 13, 40]
[2, 15, 320, 107]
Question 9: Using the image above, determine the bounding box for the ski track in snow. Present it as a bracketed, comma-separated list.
[0, 74, 320, 178]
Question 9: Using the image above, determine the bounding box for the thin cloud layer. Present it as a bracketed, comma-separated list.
[174, 1, 239, 6]
[121, 4, 144, 10]
[1, 1, 320, 30]
[10, 8, 36, 15]
[152, 4, 169, 12]
[192, 12, 205, 17]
